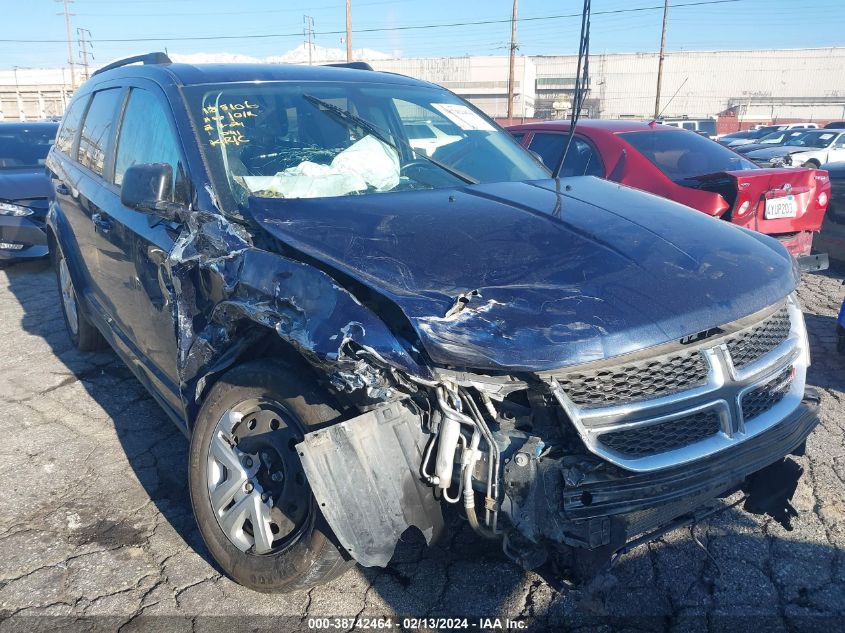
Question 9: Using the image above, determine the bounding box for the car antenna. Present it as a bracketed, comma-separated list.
[649, 77, 689, 126]
[553, 0, 591, 179]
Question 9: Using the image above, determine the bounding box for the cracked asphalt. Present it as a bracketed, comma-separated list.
[1, 259, 845, 632]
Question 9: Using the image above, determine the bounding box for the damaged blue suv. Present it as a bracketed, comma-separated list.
[46, 53, 819, 592]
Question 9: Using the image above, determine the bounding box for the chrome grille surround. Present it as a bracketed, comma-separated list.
[545, 295, 808, 473]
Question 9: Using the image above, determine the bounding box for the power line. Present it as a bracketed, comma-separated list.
[0, 0, 744, 43]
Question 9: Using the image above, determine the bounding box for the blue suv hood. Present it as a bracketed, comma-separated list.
[248, 177, 795, 372]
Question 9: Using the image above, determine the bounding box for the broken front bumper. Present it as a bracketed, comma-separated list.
[504, 389, 820, 554]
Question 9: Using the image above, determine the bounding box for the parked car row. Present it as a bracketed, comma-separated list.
[744, 128, 845, 168]
[508, 119, 830, 266]
[0, 54, 824, 594]
[718, 122, 818, 147]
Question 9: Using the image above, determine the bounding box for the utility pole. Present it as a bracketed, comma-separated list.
[345, 0, 353, 62]
[303, 15, 315, 65]
[653, 0, 669, 119]
[77, 28, 93, 83]
[506, 0, 518, 120]
[57, 0, 76, 90]
[12, 67, 23, 121]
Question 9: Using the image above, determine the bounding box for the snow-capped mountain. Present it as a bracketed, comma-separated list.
[170, 44, 393, 66]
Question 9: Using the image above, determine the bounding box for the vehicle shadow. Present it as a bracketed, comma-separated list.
[3, 259, 844, 630]
[2, 258, 209, 565]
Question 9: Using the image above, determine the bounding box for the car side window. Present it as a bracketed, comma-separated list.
[113, 88, 188, 204]
[834, 135, 845, 148]
[527, 133, 604, 177]
[77, 88, 123, 176]
[55, 96, 89, 156]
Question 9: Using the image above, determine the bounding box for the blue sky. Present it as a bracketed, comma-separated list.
[2, 0, 843, 68]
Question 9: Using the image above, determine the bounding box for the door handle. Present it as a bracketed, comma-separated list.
[55, 183, 71, 195]
[91, 212, 113, 234]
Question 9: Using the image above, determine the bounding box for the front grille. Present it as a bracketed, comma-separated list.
[742, 366, 793, 421]
[598, 409, 721, 458]
[557, 351, 708, 407]
[725, 306, 791, 369]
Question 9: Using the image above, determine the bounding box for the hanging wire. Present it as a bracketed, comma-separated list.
[553, 0, 591, 178]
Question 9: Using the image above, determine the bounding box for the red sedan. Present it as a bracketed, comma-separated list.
[508, 120, 830, 261]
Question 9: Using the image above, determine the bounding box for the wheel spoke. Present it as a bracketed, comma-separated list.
[208, 433, 248, 514]
[219, 494, 254, 552]
[251, 495, 275, 554]
[222, 409, 243, 433]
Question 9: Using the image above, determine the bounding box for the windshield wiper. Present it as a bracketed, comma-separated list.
[302, 93, 479, 185]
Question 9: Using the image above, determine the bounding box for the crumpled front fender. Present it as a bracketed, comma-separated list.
[165, 210, 431, 420]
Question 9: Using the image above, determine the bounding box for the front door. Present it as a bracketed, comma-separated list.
[106, 84, 191, 416]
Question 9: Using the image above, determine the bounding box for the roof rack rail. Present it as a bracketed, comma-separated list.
[92, 52, 172, 77]
[324, 61, 373, 71]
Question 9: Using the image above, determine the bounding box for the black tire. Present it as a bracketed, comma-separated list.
[188, 359, 354, 593]
[802, 160, 820, 168]
[52, 240, 107, 352]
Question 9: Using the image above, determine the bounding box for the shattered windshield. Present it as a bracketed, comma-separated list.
[185, 81, 548, 206]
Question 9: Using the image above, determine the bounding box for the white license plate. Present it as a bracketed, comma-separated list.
[764, 195, 797, 219]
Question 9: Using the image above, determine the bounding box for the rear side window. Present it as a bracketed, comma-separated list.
[114, 88, 187, 203]
[55, 96, 88, 155]
[619, 129, 756, 182]
[527, 132, 604, 177]
[78, 89, 123, 176]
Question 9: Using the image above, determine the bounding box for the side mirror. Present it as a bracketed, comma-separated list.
[120, 163, 182, 221]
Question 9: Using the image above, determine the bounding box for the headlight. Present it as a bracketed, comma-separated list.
[789, 292, 811, 367]
[0, 202, 33, 217]
[771, 157, 785, 166]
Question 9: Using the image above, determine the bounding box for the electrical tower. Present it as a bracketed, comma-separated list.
[346, 0, 352, 63]
[303, 16, 315, 65]
[77, 28, 93, 83]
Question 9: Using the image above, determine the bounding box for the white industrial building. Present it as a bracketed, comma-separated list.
[1, 47, 843, 126]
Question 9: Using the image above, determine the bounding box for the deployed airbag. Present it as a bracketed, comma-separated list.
[242, 135, 400, 198]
